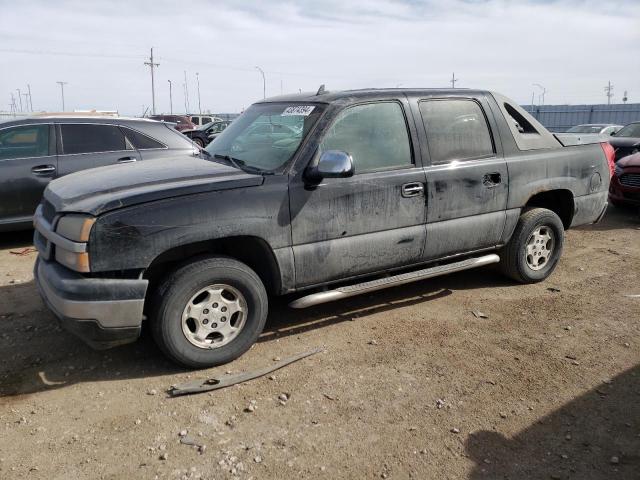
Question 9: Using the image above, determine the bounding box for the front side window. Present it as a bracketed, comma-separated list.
[0, 124, 50, 160]
[320, 102, 412, 172]
[61, 124, 128, 154]
[205, 103, 324, 172]
[419, 99, 494, 164]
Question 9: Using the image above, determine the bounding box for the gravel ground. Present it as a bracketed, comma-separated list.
[0, 206, 639, 480]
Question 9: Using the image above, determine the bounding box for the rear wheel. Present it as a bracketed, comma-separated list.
[193, 137, 204, 148]
[150, 256, 268, 368]
[500, 208, 564, 283]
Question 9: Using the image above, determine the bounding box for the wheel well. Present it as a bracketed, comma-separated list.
[524, 190, 575, 229]
[144, 236, 282, 295]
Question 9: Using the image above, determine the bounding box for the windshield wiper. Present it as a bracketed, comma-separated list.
[212, 154, 273, 175]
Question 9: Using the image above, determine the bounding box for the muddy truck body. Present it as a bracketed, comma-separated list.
[33, 88, 612, 367]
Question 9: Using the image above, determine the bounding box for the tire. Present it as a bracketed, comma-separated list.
[499, 208, 564, 284]
[193, 137, 204, 148]
[150, 256, 268, 368]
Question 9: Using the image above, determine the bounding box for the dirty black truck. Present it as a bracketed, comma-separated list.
[34, 89, 611, 367]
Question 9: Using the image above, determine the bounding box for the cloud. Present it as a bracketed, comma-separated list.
[0, 0, 639, 114]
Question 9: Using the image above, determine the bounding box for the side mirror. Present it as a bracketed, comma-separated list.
[306, 150, 354, 182]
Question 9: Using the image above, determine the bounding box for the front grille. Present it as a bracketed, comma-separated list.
[42, 200, 56, 224]
[620, 173, 640, 188]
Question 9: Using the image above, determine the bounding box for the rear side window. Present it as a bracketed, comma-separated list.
[0, 124, 50, 160]
[121, 127, 165, 149]
[61, 124, 127, 154]
[419, 99, 494, 164]
[320, 102, 412, 172]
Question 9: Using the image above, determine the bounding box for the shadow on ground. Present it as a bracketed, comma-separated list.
[466, 363, 640, 480]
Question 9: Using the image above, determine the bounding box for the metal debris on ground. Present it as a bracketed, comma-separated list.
[471, 310, 488, 319]
[547, 287, 561, 293]
[168, 347, 324, 397]
[9, 247, 37, 256]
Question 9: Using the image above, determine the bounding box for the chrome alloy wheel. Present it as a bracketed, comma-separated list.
[181, 284, 247, 349]
[525, 226, 555, 271]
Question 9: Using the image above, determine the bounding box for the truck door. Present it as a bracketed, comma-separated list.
[56, 123, 141, 176]
[0, 123, 56, 227]
[413, 96, 508, 260]
[289, 100, 427, 288]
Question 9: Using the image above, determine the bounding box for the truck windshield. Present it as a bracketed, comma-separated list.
[614, 123, 640, 138]
[204, 103, 324, 172]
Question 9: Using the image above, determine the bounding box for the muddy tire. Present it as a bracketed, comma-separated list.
[150, 256, 268, 368]
[500, 208, 564, 284]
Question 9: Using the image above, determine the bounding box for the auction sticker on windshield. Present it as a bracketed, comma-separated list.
[282, 105, 315, 116]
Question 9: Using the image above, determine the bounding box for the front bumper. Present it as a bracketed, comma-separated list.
[34, 258, 148, 349]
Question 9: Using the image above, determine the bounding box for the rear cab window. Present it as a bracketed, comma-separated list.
[418, 98, 494, 164]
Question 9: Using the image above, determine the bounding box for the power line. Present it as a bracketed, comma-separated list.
[144, 48, 160, 115]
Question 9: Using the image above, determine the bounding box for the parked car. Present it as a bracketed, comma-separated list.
[0, 116, 198, 231]
[608, 121, 640, 161]
[609, 152, 640, 207]
[149, 115, 196, 132]
[34, 88, 611, 367]
[182, 120, 232, 147]
[189, 115, 223, 127]
[566, 124, 622, 135]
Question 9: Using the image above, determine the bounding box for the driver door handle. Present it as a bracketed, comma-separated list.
[31, 165, 56, 175]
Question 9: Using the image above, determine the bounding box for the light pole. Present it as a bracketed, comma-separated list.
[533, 83, 546, 105]
[27, 84, 33, 111]
[56, 81, 68, 111]
[16, 89, 22, 112]
[144, 48, 160, 115]
[196, 72, 201, 114]
[168, 80, 173, 114]
[255, 66, 266, 99]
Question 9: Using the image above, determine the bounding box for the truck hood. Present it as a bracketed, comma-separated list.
[608, 137, 640, 148]
[617, 152, 640, 168]
[44, 156, 264, 215]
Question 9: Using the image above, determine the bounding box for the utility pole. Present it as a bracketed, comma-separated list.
[183, 71, 190, 113]
[531, 91, 535, 106]
[450, 73, 458, 89]
[622, 90, 628, 104]
[23, 93, 30, 112]
[167, 80, 173, 114]
[56, 81, 68, 111]
[144, 47, 160, 115]
[16, 89, 22, 111]
[604, 81, 613, 105]
[533, 83, 546, 105]
[196, 72, 201, 114]
[255, 66, 266, 99]
[27, 84, 33, 111]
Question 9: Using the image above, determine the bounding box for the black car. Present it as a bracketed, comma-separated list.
[0, 116, 198, 231]
[608, 121, 640, 161]
[182, 120, 232, 147]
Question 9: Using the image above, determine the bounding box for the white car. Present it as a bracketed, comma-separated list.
[566, 124, 623, 135]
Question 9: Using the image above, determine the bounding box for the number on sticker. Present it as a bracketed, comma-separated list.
[282, 106, 315, 116]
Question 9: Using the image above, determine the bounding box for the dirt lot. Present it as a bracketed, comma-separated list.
[0, 207, 639, 480]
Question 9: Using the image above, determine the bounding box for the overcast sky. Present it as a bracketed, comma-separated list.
[1, 0, 639, 115]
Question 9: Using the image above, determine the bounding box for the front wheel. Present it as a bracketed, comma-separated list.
[193, 137, 204, 148]
[500, 208, 565, 283]
[150, 256, 268, 368]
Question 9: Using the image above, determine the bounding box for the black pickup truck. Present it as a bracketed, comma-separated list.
[33, 88, 612, 367]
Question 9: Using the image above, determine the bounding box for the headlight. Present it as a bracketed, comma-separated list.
[56, 214, 95, 242]
[55, 214, 95, 272]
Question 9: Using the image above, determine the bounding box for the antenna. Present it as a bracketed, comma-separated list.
[316, 84, 326, 96]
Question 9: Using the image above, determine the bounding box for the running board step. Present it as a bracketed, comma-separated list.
[289, 254, 500, 309]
